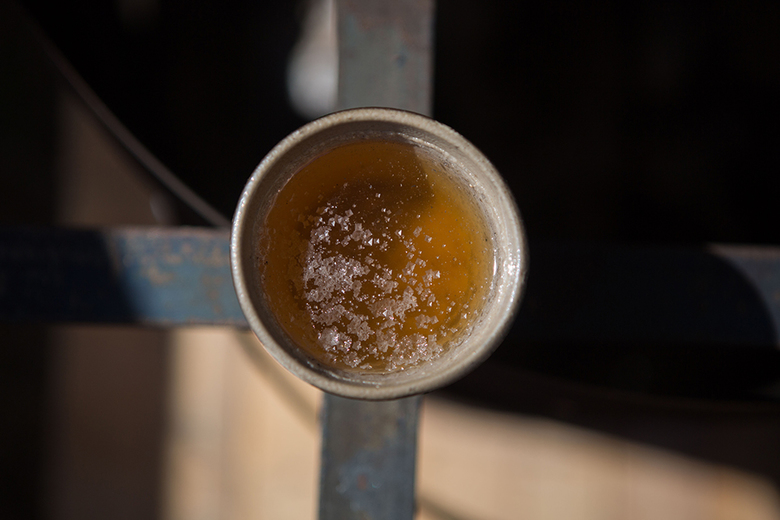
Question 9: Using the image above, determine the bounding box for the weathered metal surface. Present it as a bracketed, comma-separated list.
[511, 242, 780, 347]
[319, 395, 421, 520]
[337, 0, 434, 116]
[34, 12, 231, 228]
[1, 227, 780, 349]
[317, 2, 436, 519]
[0, 227, 245, 326]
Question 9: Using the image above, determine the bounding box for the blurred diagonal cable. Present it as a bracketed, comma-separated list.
[16, 1, 231, 228]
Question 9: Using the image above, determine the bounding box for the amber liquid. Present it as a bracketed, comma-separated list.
[260, 140, 494, 372]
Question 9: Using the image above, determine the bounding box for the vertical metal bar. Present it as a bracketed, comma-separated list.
[336, 0, 434, 116]
[319, 396, 421, 520]
[318, 1, 435, 519]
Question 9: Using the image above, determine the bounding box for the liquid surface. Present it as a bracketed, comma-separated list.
[260, 140, 493, 372]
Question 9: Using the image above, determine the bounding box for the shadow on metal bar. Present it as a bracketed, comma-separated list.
[0, 227, 244, 326]
[0, 228, 777, 344]
[487, 241, 780, 403]
[513, 241, 779, 347]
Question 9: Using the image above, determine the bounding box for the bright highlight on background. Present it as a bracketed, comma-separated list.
[287, 0, 338, 120]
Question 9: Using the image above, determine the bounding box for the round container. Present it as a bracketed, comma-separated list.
[231, 108, 527, 400]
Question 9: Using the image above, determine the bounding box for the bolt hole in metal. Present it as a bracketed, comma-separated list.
[231, 108, 527, 399]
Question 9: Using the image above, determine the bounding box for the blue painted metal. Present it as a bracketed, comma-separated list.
[110, 228, 244, 325]
[318, 1, 436, 519]
[2, 227, 780, 350]
[319, 396, 420, 520]
[0, 227, 246, 326]
[511, 243, 780, 347]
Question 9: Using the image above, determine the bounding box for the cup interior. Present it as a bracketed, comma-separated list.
[231, 108, 526, 400]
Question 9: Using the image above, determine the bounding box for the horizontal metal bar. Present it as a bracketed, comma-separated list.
[0, 227, 779, 349]
[512, 242, 780, 346]
[337, 0, 434, 116]
[0, 227, 245, 326]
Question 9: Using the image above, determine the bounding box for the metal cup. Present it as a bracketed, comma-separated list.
[231, 108, 527, 399]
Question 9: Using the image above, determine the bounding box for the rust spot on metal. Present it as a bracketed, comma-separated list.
[142, 264, 175, 285]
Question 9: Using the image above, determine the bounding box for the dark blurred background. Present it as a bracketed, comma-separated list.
[13, 0, 780, 243]
[2, 0, 780, 518]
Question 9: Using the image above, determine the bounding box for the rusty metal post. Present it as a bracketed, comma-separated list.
[318, 1, 434, 519]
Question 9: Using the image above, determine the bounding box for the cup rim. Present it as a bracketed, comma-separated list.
[230, 107, 527, 400]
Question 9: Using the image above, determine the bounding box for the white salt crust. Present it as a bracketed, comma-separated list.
[298, 201, 452, 370]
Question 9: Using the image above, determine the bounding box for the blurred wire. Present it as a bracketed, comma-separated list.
[20, 2, 231, 228]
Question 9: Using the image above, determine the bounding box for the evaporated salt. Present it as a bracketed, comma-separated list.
[260, 139, 494, 373]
